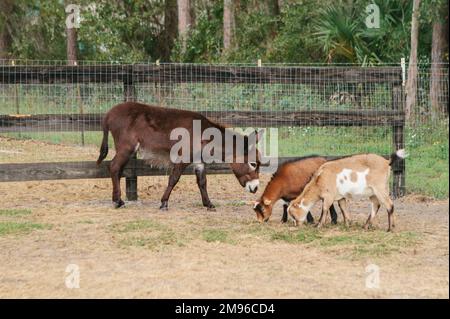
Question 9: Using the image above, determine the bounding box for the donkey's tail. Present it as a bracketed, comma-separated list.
[96, 117, 109, 165]
[389, 149, 407, 167]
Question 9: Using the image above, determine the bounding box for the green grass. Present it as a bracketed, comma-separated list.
[268, 224, 419, 258]
[108, 216, 421, 258]
[0, 209, 32, 217]
[202, 229, 231, 243]
[277, 124, 449, 199]
[110, 219, 165, 233]
[234, 221, 420, 258]
[0, 222, 51, 236]
[2, 131, 106, 148]
[110, 219, 186, 250]
[405, 140, 449, 199]
[270, 227, 320, 244]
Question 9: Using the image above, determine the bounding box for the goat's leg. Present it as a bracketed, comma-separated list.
[337, 198, 351, 227]
[110, 148, 134, 208]
[376, 192, 395, 232]
[364, 195, 380, 230]
[317, 198, 333, 228]
[160, 163, 189, 210]
[330, 203, 339, 225]
[306, 211, 315, 224]
[288, 205, 309, 227]
[194, 164, 215, 211]
[281, 204, 288, 223]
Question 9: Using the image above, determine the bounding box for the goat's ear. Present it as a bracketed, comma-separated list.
[248, 128, 265, 145]
[263, 198, 271, 206]
[253, 201, 264, 213]
[255, 128, 265, 143]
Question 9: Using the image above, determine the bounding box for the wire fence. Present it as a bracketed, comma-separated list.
[0, 60, 448, 197]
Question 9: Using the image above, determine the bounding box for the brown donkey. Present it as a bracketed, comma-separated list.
[97, 102, 262, 210]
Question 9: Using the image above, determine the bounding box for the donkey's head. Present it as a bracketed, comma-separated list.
[228, 129, 264, 193]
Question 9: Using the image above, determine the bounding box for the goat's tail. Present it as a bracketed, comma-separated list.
[389, 149, 407, 167]
[96, 117, 109, 165]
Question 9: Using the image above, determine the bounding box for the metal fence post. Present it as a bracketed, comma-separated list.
[124, 65, 138, 201]
[392, 84, 406, 198]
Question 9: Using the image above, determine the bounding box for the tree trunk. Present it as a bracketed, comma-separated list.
[405, 0, 421, 121]
[277, 0, 284, 12]
[430, 2, 449, 119]
[66, 26, 78, 65]
[177, 0, 192, 51]
[65, 0, 78, 65]
[268, 0, 280, 16]
[223, 0, 236, 51]
[0, 0, 14, 59]
[159, 0, 178, 61]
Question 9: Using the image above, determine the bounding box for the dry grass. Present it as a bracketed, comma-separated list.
[0, 139, 448, 298]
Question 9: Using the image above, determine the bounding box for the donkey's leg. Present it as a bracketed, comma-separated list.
[160, 163, 189, 210]
[110, 148, 134, 208]
[194, 164, 215, 211]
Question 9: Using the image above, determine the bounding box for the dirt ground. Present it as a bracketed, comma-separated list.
[0, 138, 448, 298]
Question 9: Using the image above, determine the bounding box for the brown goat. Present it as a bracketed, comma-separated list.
[253, 156, 340, 224]
[97, 102, 262, 209]
[288, 150, 407, 231]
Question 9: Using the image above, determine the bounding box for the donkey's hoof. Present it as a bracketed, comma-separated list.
[206, 205, 216, 212]
[114, 199, 125, 208]
[160, 202, 168, 211]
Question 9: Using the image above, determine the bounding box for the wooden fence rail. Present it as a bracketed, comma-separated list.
[0, 110, 405, 133]
[0, 155, 392, 183]
[0, 64, 402, 84]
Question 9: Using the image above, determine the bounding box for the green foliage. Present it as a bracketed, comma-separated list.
[2, 0, 443, 63]
[171, 6, 223, 62]
[9, 0, 67, 59]
[266, 2, 324, 62]
[78, 0, 166, 62]
[312, 0, 416, 64]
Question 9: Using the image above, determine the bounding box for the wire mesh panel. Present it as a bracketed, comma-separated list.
[0, 60, 448, 198]
[135, 63, 401, 159]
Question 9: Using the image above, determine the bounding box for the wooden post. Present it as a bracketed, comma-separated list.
[124, 71, 138, 201]
[392, 84, 406, 198]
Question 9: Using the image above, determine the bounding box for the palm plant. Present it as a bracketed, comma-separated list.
[313, 0, 412, 64]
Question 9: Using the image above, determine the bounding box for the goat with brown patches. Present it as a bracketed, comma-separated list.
[288, 150, 407, 232]
[253, 156, 340, 224]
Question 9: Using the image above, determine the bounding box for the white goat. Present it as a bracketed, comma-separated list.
[287, 150, 407, 232]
